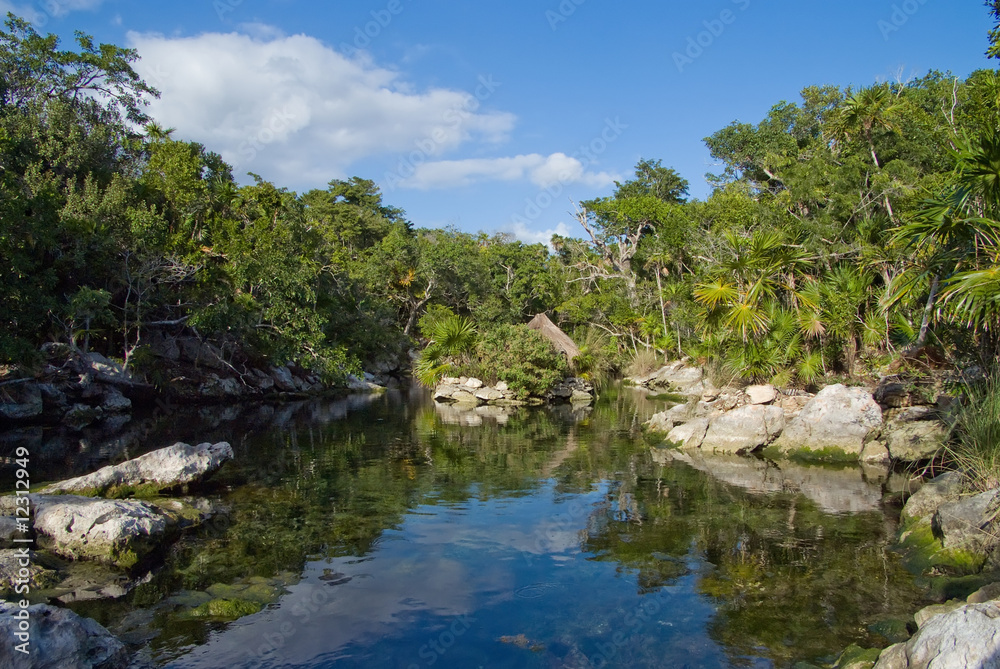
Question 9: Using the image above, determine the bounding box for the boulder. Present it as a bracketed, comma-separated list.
[745, 384, 778, 405]
[474, 387, 504, 402]
[0, 515, 19, 546]
[0, 549, 59, 595]
[98, 387, 131, 414]
[62, 404, 104, 430]
[31, 495, 169, 567]
[771, 384, 882, 458]
[901, 472, 964, 525]
[0, 601, 129, 669]
[777, 394, 812, 419]
[84, 352, 132, 382]
[40, 442, 233, 495]
[933, 489, 1000, 554]
[666, 417, 711, 450]
[640, 361, 709, 396]
[874, 602, 1000, 669]
[701, 405, 785, 454]
[270, 365, 297, 392]
[465, 378, 484, 390]
[0, 382, 43, 421]
[885, 421, 947, 462]
[646, 411, 675, 433]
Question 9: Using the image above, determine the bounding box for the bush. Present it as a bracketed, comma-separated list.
[947, 375, 1000, 492]
[471, 324, 568, 399]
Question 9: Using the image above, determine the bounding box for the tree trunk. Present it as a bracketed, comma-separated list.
[914, 275, 940, 349]
[655, 266, 669, 363]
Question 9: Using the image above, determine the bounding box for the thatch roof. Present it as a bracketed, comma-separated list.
[527, 313, 580, 363]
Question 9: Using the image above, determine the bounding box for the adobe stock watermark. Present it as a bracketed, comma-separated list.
[545, 0, 587, 31]
[213, 0, 244, 22]
[509, 117, 627, 229]
[583, 598, 664, 669]
[340, 0, 414, 57]
[21, 0, 80, 27]
[234, 106, 296, 170]
[382, 74, 502, 192]
[672, 0, 751, 73]
[878, 0, 929, 41]
[407, 614, 474, 668]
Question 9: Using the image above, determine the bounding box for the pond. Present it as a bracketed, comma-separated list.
[24, 386, 931, 668]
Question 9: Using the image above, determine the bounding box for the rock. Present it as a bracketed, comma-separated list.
[0, 515, 19, 546]
[345, 374, 382, 392]
[270, 366, 297, 392]
[771, 384, 883, 458]
[41, 442, 234, 496]
[874, 602, 1000, 669]
[433, 384, 463, 402]
[835, 644, 882, 669]
[901, 472, 964, 525]
[99, 387, 131, 414]
[247, 368, 274, 391]
[0, 601, 129, 669]
[0, 549, 59, 595]
[777, 394, 812, 419]
[894, 406, 937, 423]
[968, 582, 1000, 604]
[745, 384, 778, 405]
[1, 382, 44, 421]
[645, 411, 675, 433]
[885, 421, 947, 462]
[451, 390, 480, 405]
[495, 381, 509, 392]
[570, 390, 593, 403]
[860, 441, 891, 464]
[31, 495, 169, 567]
[666, 417, 711, 450]
[701, 405, 785, 454]
[84, 352, 132, 382]
[474, 387, 504, 402]
[933, 489, 1000, 554]
[639, 361, 708, 396]
[62, 404, 104, 430]
[656, 450, 884, 514]
[176, 339, 227, 371]
[465, 378, 484, 389]
[914, 600, 967, 628]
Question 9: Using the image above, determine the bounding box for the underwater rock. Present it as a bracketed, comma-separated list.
[0, 601, 129, 669]
[40, 441, 233, 496]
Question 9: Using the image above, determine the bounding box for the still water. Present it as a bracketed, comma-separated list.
[48, 387, 927, 668]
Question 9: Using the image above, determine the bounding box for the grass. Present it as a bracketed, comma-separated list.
[947, 375, 1000, 492]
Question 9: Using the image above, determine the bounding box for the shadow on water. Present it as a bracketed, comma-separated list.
[2, 385, 934, 668]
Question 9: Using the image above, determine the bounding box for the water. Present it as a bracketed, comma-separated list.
[24, 387, 929, 668]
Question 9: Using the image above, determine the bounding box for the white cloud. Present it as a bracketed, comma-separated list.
[507, 220, 571, 249]
[126, 29, 516, 189]
[400, 152, 619, 190]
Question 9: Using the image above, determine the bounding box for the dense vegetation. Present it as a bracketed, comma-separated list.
[2, 9, 999, 390]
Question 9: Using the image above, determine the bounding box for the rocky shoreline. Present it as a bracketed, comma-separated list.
[637, 361, 949, 465]
[638, 361, 1000, 669]
[432, 376, 596, 407]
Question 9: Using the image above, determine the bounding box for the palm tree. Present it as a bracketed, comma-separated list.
[829, 84, 898, 170]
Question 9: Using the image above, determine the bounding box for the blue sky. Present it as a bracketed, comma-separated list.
[4, 0, 993, 243]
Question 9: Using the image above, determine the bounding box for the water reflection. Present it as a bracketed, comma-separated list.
[9, 386, 930, 668]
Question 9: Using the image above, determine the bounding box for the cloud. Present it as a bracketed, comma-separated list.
[507, 220, 572, 248]
[399, 152, 619, 190]
[0, 0, 104, 22]
[126, 29, 516, 189]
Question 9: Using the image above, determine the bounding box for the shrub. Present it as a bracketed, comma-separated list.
[471, 324, 568, 399]
[947, 375, 1000, 492]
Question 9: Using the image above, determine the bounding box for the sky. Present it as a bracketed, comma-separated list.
[2, 0, 994, 244]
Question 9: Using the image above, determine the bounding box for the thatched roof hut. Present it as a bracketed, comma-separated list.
[527, 313, 580, 363]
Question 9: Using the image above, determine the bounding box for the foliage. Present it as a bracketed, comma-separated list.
[469, 324, 569, 399]
[946, 374, 1000, 492]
